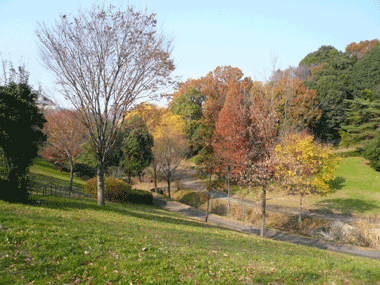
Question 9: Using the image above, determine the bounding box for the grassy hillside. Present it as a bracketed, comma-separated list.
[247, 157, 380, 216]
[1, 196, 379, 284]
[28, 158, 86, 190]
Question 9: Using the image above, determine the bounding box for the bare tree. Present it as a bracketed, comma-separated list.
[40, 109, 88, 191]
[36, 3, 176, 205]
[154, 126, 188, 198]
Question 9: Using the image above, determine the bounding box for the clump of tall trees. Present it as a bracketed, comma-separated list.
[0, 60, 47, 203]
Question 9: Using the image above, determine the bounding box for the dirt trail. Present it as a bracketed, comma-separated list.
[135, 164, 360, 223]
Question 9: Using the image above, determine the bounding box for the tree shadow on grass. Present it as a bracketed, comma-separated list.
[252, 270, 323, 284]
[328, 176, 346, 191]
[29, 196, 231, 231]
[316, 198, 379, 215]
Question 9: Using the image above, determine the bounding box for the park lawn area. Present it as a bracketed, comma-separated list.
[265, 157, 380, 216]
[1, 196, 380, 284]
[28, 158, 86, 190]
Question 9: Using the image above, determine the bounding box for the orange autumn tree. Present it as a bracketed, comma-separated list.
[275, 76, 321, 132]
[345, 39, 380, 59]
[212, 77, 253, 172]
[41, 109, 88, 190]
[171, 66, 251, 147]
[213, 76, 279, 237]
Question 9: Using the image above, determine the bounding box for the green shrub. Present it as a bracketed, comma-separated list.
[188, 154, 203, 165]
[129, 189, 153, 205]
[364, 129, 380, 171]
[74, 163, 96, 178]
[85, 177, 131, 202]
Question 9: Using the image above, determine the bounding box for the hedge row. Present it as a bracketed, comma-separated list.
[85, 177, 153, 205]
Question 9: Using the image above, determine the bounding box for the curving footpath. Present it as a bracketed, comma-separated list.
[153, 193, 380, 260]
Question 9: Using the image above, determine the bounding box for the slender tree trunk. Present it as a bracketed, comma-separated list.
[128, 169, 131, 184]
[97, 162, 105, 206]
[153, 164, 157, 192]
[240, 185, 245, 221]
[227, 172, 230, 217]
[69, 158, 74, 191]
[299, 191, 303, 224]
[167, 177, 171, 198]
[205, 190, 210, 222]
[210, 190, 213, 213]
[260, 184, 267, 238]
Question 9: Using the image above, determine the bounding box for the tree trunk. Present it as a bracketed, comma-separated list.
[153, 164, 157, 192]
[128, 169, 132, 184]
[299, 191, 303, 224]
[97, 162, 105, 206]
[260, 184, 267, 238]
[227, 174, 230, 217]
[69, 158, 74, 191]
[167, 179, 171, 198]
[210, 191, 213, 213]
[205, 191, 210, 222]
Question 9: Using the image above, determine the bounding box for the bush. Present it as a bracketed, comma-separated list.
[0, 178, 30, 203]
[74, 163, 96, 179]
[189, 155, 203, 165]
[85, 177, 131, 202]
[363, 129, 380, 171]
[129, 189, 153, 205]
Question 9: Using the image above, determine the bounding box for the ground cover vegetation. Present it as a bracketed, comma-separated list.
[1, 195, 380, 284]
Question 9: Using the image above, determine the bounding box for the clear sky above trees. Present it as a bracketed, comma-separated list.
[1, 0, 380, 107]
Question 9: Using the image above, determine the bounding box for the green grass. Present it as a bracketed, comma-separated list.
[28, 158, 86, 190]
[187, 154, 202, 165]
[265, 157, 380, 216]
[1, 196, 380, 284]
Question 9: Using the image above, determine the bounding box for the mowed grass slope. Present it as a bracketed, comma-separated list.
[264, 157, 380, 216]
[28, 158, 86, 190]
[1, 196, 380, 284]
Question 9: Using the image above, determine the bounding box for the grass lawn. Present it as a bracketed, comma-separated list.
[28, 158, 86, 190]
[261, 157, 380, 216]
[1, 196, 380, 284]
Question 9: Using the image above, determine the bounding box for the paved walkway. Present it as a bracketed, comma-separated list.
[153, 193, 380, 260]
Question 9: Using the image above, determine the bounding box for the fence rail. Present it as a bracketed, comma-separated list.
[29, 181, 93, 198]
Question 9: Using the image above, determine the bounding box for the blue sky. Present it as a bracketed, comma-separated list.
[1, 0, 380, 106]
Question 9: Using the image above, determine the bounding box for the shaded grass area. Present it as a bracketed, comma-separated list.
[28, 158, 86, 190]
[1, 196, 380, 284]
[172, 189, 208, 208]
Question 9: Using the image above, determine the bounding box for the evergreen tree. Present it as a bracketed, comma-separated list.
[340, 93, 380, 147]
[301, 47, 357, 142]
[0, 82, 47, 202]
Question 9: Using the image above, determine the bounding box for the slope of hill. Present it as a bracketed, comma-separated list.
[0, 195, 379, 284]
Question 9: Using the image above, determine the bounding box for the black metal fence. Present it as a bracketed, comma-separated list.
[29, 181, 93, 198]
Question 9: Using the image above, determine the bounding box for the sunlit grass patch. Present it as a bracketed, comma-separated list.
[1, 196, 379, 284]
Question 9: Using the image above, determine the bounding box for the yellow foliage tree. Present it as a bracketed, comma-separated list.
[124, 103, 187, 194]
[125, 103, 185, 140]
[275, 130, 341, 223]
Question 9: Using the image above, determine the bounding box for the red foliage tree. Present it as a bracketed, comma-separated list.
[41, 109, 88, 190]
